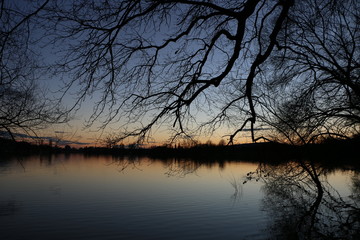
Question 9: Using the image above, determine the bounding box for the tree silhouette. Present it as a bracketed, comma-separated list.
[40, 0, 294, 143]
[0, 0, 67, 140]
[259, 0, 360, 143]
[4, 0, 359, 144]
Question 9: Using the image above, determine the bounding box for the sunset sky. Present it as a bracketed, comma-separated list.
[18, 1, 260, 147]
[5, 0, 355, 147]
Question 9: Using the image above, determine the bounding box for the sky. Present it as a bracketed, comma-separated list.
[6, 0, 275, 147]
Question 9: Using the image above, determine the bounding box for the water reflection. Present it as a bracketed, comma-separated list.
[108, 156, 223, 178]
[107, 155, 143, 172]
[163, 159, 204, 178]
[0, 199, 21, 216]
[0, 155, 266, 240]
[248, 160, 360, 239]
[0, 154, 358, 239]
[228, 175, 244, 203]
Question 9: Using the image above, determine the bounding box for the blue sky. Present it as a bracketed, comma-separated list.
[6, 0, 276, 147]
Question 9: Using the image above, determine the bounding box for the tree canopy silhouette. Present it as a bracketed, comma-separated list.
[0, 0, 67, 140]
[41, 0, 295, 143]
[3, 0, 359, 144]
[259, 0, 360, 144]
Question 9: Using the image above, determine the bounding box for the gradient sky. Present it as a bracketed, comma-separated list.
[12, 0, 272, 147]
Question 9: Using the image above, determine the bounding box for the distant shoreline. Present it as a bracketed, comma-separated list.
[1, 137, 359, 167]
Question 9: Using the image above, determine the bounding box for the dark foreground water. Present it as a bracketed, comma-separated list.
[0, 154, 359, 240]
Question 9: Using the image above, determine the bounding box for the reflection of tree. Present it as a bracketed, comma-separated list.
[164, 159, 203, 178]
[0, 200, 21, 216]
[249, 161, 360, 239]
[351, 175, 360, 203]
[107, 155, 143, 173]
[228, 175, 243, 203]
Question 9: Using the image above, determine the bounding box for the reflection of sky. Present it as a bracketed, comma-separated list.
[1, 155, 357, 239]
[326, 170, 354, 198]
[0, 155, 268, 239]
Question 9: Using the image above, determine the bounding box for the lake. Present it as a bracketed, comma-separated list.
[0, 154, 359, 239]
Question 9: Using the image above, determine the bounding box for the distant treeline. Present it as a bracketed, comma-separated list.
[0, 137, 63, 155]
[1, 137, 359, 165]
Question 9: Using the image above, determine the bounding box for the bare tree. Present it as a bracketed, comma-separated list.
[6, 0, 356, 145]
[0, 0, 67, 140]
[39, 0, 295, 144]
[259, 0, 360, 143]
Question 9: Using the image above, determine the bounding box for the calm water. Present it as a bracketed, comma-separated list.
[0, 154, 359, 239]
